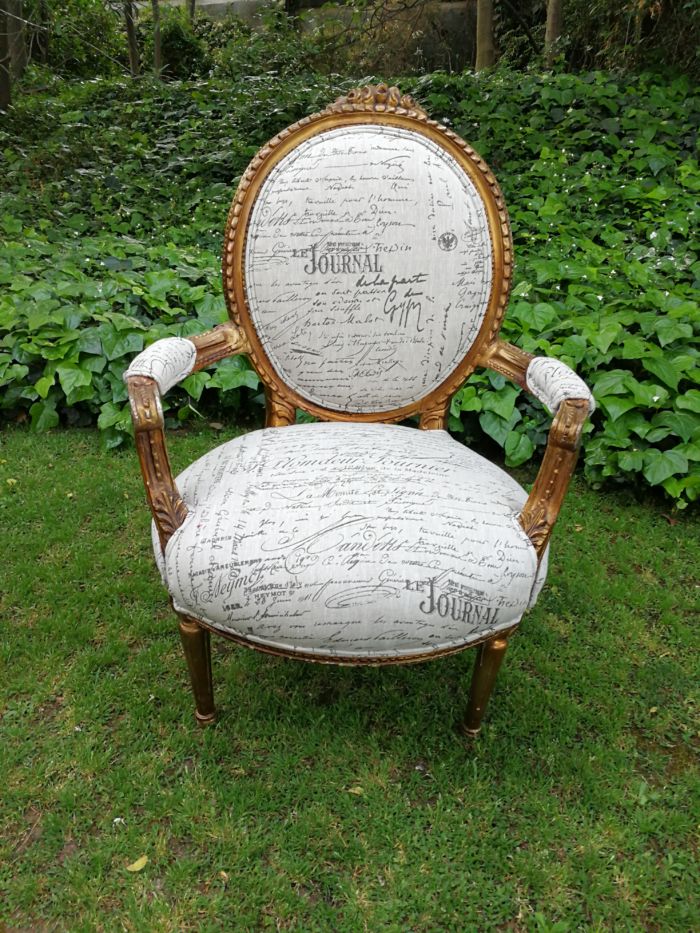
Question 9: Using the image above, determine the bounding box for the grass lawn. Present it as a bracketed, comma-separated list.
[1, 426, 698, 931]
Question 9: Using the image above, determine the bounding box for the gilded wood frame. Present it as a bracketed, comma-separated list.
[125, 84, 591, 733]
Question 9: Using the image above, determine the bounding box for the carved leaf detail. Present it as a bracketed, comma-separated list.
[151, 489, 188, 538]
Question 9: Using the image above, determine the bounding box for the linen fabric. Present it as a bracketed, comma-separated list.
[526, 357, 595, 414]
[154, 423, 547, 660]
[124, 337, 197, 395]
[244, 125, 495, 413]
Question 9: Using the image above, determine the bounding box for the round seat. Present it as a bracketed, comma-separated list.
[155, 423, 546, 661]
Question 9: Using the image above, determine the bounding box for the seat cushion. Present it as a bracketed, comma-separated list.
[155, 423, 546, 660]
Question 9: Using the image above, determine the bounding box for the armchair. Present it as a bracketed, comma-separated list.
[124, 85, 594, 735]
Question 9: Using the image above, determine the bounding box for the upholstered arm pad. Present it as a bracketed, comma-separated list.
[124, 337, 197, 396]
[526, 357, 595, 415]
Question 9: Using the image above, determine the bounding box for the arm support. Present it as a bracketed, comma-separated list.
[481, 341, 594, 560]
[125, 322, 250, 550]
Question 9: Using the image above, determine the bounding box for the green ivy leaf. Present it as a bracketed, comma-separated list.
[57, 361, 92, 396]
[629, 382, 668, 408]
[29, 399, 59, 432]
[451, 386, 480, 415]
[98, 401, 129, 431]
[651, 411, 700, 443]
[643, 448, 689, 485]
[481, 386, 520, 421]
[479, 409, 521, 447]
[598, 396, 638, 421]
[35, 374, 55, 399]
[677, 390, 700, 414]
[618, 449, 645, 472]
[643, 357, 683, 391]
[592, 370, 631, 397]
[676, 441, 700, 462]
[209, 359, 260, 392]
[654, 319, 693, 347]
[181, 372, 211, 401]
[505, 431, 535, 467]
[102, 330, 144, 362]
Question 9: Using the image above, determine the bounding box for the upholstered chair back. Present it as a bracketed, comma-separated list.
[223, 87, 513, 422]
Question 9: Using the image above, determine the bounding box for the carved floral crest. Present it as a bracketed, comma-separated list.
[328, 83, 426, 117]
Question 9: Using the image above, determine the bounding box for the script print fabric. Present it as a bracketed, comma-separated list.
[244, 125, 494, 413]
[156, 423, 546, 660]
[124, 337, 196, 395]
[526, 357, 596, 414]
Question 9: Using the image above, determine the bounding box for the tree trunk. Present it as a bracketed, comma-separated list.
[0, 1, 11, 109]
[34, 0, 50, 64]
[151, 0, 161, 77]
[187, 0, 196, 23]
[123, 0, 140, 77]
[7, 0, 27, 79]
[475, 0, 495, 71]
[544, 0, 563, 67]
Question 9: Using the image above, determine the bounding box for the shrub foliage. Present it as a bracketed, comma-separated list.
[1, 71, 698, 504]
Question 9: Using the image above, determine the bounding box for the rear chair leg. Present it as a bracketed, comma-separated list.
[178, 617, 216, 727]
[460, 631, 512, 737]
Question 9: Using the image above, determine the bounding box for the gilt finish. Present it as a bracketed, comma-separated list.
[519, 398, 589, 558]
[190, 320, 251, 371]
[127, 375, 188, 550]
[124, 84, 594, 733]
[460, 628, 515, 737]
[126, 321, 250, 549]
[480, 341, 589, 560]
[179, 617, 216, 726]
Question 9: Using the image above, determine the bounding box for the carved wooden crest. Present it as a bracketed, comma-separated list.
[327, 83, 427, 117]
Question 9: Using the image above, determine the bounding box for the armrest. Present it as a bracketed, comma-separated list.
[124, 322, 250, 549]
[481, 341, 594, 559]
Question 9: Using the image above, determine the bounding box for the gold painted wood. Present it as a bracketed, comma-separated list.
[265, 390, 296, 428]
[222, 83, 514, 428]
[519, 398, 589, 558]
[190, 320, 250, 371]
[126, 322, 249, 549]
[479, 340, 590, 559]
[178, 616, 216, 726]
[329, 83, 427, 117]
[479, 339, 533, 389]
[419, 400, 450, 431]
[127, 375, 188, 551]
[460, 628, 515, 737]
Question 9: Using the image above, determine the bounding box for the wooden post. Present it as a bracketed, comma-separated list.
[0, 1, 11, 109]
[475, 0, 495, 71]
[544, 0, 563, 67]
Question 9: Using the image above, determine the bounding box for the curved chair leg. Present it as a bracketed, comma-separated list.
[178, 617, 216, 727]
[460, 630, 512, 738]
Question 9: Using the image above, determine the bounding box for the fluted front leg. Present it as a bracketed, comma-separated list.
[178, 617, 216, 726]
[460, 631, 512, 737]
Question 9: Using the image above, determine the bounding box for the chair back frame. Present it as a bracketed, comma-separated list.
[222, 84, 514, 430]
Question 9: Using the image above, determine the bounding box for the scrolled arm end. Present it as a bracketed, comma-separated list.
[126, 374, 164, 433]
